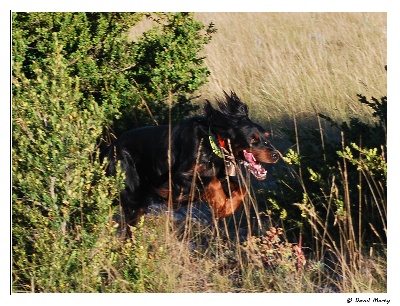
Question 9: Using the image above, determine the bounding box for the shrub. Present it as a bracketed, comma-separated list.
[12, 12, 214, 292]
[12, 12, 215, 134]
[12, 36, 125, 291]
[243, 227, 307, 273]
[122, 13, 216, 128]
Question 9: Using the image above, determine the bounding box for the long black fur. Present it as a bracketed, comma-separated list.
[101, 91, 279, 229]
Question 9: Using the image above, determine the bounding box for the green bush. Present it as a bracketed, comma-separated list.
[12, 36, 123, 291]
[12, 12, 214, 292]
[123, 13, 216, 128]
[12, 12, 214, 132]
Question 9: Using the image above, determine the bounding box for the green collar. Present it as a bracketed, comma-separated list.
[209, 134, 224, 158]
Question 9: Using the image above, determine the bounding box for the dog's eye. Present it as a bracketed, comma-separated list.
[250, 133, 260, 144]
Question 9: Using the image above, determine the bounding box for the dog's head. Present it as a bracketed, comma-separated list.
[204, 91, 279, 180]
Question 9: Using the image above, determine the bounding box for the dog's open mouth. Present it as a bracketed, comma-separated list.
[241, 150, 267, 180]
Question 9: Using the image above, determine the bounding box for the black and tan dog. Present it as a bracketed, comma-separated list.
[101, 92, 279, 229]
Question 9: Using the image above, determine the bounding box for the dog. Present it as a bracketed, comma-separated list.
[101, 91, 279, 230]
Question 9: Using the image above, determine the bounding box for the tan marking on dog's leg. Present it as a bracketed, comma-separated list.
[203, 177, 245, 218]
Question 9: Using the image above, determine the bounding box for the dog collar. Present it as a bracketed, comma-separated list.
[209, 134, 224, 158]
[208, 130, 237, 176]
[208, 127, 226, 158]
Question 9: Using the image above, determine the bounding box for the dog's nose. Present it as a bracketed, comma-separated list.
[270, 151, 279, 161]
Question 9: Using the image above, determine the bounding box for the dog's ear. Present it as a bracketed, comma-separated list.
[223, 91, 249, 117]
[204, 99, 229, 126]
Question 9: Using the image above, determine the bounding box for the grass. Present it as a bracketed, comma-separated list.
[194, 13, 386, 133]
[86, 163, 386, 293]
[129, 13, 386, 128]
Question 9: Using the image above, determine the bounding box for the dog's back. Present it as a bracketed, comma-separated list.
[101, 92, 279, 231]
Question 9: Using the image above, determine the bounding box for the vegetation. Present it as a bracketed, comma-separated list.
[12, 12, 386, 293]
[12, 12, 215, 292]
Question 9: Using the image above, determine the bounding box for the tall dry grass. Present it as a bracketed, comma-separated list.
[194, 13, 386, 132]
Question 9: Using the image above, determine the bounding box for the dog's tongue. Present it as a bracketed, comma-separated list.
[243, 150, 267, 180]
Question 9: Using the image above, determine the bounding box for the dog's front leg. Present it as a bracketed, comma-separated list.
[203, 177, 246, 218]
